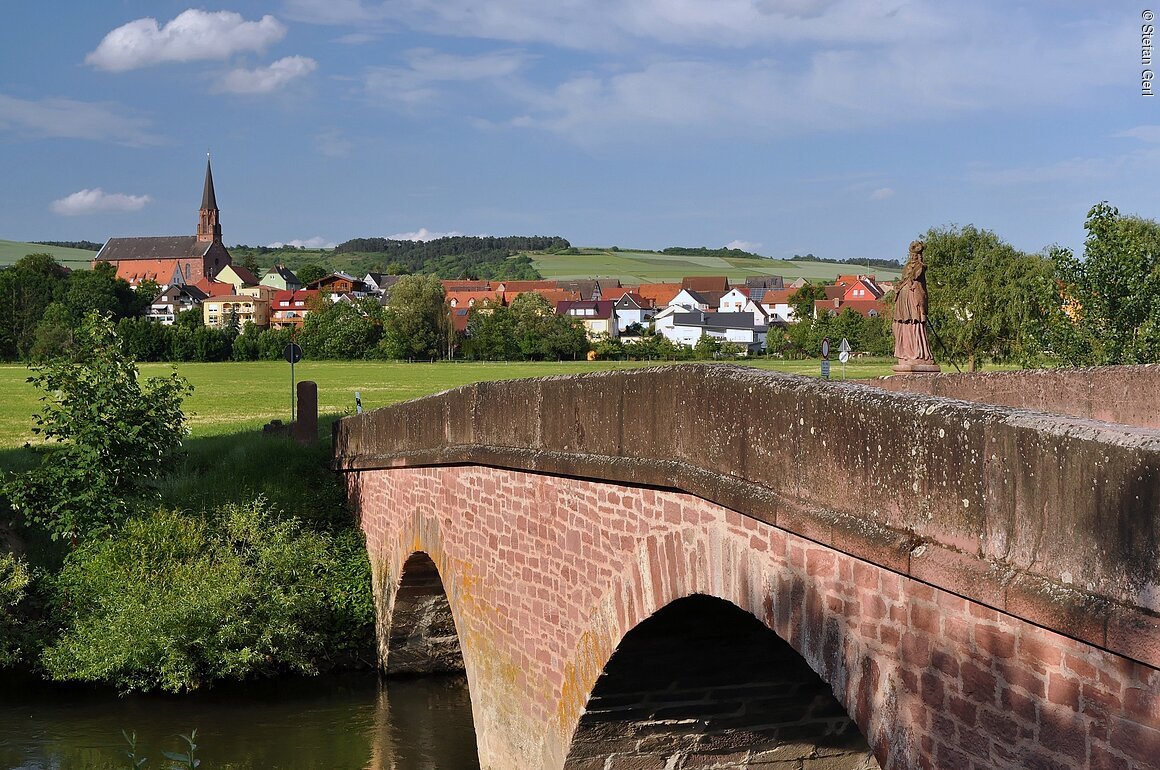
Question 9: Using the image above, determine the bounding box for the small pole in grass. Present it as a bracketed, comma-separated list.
[284, 342, 303, 421]
[355, 391, 363, 414]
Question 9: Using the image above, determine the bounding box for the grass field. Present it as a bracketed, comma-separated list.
[0, 358, 901, 450]
[531, 249, 902, 284]
[0, 240, 98, 268]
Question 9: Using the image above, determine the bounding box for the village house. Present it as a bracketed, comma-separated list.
[556, 300, 618, 339]
[203, 294, 270, 330]
[659, 310, 769, 354]
[612, 292, 656, 332]
[147, 284, 209, 325]
[214, 263, 261, 291]
[270, 289, 320, 330]
[261, 264, 302, 292]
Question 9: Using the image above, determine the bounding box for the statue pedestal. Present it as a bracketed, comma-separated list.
[893, 360, 941, 374]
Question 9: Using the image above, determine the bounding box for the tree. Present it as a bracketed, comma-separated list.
[2, 313, 191, 543]
[1050, 203, 1160, 365]
[0, 253, 69, 360]
[63, 261, 139, 322]
[463, 301, 518, 360]
[296, 263, 328, 287]
[380, 275, 447, 359]
[919, 225, 1053, 370]
[300, 298, 382, 359]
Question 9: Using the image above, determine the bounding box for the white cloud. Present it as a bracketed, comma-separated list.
[218, 56, 318, 94]
[363, 48, 527, 106]
[1115, 125, 1160, 143]
[387, 227, 462, 241]
[86, 9, 286, 72]
[51, 189, 152, 216]
[267, 237, 336, 248]
[724, 240, 762, 252]
[283, 0, 943, 49]
[869, 187, 894, 200]
[0, 94, 160, 146]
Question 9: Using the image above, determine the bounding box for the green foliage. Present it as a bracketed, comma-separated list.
[295, 263, 328, 287]
[662, 245, 765, 259]
[1050, 202, 1160, 365]
[301, 298, 383, 359]
[3, 314, 191, 543]
[0, 253, 69, 360]
[0, 552, 31, 667]
[42, 499, 373, 693]
[333, 235, 562, 279]
[920, 225, 1053, 370]
[380, 275, 447, 359]
[464, 295, 588, 361]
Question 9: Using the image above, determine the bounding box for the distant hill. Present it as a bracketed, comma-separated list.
[232, 235, 570, 280]
[0, 240, 100, 268]
[530, 248, 902, 284]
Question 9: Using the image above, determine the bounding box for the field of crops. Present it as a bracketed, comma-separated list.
[0, 240, 97, 268]
[0, 358, 900, 449]
[531, 249, 901, 284]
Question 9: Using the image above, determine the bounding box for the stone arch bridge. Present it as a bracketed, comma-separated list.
[333, 364, 1160, 769]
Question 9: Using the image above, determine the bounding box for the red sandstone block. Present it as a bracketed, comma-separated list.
[1017, 634, 1065, 669]
[805, 548, 837, 578]
[909, 602, 941, 635]
[852, 561, 879, 590]
[960, 662, 997, 706]
[921, 671, 946, 708]
[1048, 673, 1082, 711]
[879, 624, 901, 647]
[944, 617, 973, 647]
[1123, 687, 1160, 726]
[973, 624, 1016, 660]
[931, 647, 961, 678]
[947, 694, 979, 727]
[1001, 664, 1046, 699]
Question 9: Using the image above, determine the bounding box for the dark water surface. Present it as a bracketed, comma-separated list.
[0, 673, 480, 769]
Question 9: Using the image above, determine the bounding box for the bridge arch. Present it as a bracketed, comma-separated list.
[384, 551, 466, 675]
[551, 517, 900, 769]
[563, 593, 880, 769]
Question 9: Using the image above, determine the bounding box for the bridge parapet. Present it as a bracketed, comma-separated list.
[334, 364, 1160, 668]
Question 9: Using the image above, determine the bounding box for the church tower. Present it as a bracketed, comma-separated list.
[197, 154, 222, 243]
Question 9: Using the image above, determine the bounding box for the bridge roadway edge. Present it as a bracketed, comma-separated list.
[333, 364, 1160, 673]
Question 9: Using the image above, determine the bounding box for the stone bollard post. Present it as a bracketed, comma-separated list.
[291, 380, 318, 445]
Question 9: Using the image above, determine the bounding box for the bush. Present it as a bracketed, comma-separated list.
[3, 313, 191, 543]
[42, 499, 373, 693]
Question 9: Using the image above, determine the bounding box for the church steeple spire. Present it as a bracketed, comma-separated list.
[197, 153, 221, 243]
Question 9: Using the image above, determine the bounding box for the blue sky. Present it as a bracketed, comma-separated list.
[1, 1, 1156, 260]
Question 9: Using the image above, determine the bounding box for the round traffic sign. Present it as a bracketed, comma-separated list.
[283, 342, 303, 364]
[820, 337, 830, 360]
[839, 350, 850, 363]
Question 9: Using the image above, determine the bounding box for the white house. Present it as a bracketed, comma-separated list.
[613, 292, 656, 332]
[657, 311, 769, 353]
[717, 287, 750, 313]
[667, 288, 710, 312]
[760, 289, 797, 324]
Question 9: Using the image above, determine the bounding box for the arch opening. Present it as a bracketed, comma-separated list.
[385, 552, 465, 676]
[564, 594, 880, 769]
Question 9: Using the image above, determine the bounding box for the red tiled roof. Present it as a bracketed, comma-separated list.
[635, 283, 683, 307]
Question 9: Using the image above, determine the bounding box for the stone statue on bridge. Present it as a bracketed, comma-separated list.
[892, 240, 940, 373]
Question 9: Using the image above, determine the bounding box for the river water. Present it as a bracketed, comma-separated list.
[0, 672, 480, 769]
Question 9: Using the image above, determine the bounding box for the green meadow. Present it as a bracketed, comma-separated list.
[0, 240, 97, 268]
[0, 359, 900, 450]
[531, 249, 902, 284]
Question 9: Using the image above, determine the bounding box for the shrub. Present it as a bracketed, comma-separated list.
[42, 499, 373, 693]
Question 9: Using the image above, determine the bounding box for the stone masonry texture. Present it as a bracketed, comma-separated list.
[336, 364, 1160, 769]
[352, 466, 1160, 769]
